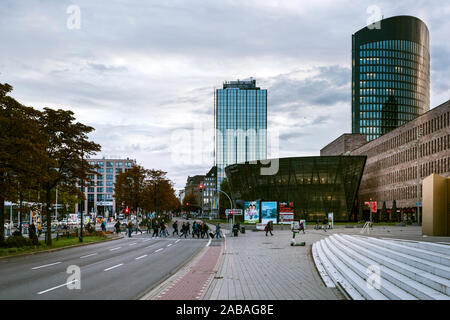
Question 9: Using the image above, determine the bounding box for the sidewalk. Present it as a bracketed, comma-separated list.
[203, 229, 344, 300]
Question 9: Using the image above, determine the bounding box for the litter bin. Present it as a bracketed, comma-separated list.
[241, 227, 245, 234]
[233, 227, 239, 237]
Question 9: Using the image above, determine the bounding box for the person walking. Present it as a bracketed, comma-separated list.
[146, 219, 152, 234]
[152, 220, 159, 238]
[179, 222, 187, 238]
[265, 221, 273, 236]
[172, 220, 179, 237]
[135, 220, 143, 234]
[215, 223, 222, 239]
[299, 220, 305, 234]
[127, 221, 133, 238]
[192, 222, 198, 238]
[201, 222, 208, 239]
[114, 220, 121, 234]
[187, 221, 191, 235]
[322, 217, 328, 232]
[101, 220, 106, 232]
[160, 223, 167, 238]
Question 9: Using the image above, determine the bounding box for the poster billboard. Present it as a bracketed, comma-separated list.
[244, 201, 260, 223]
[261, 201, 277, 224]
[279, 202, 294, 224]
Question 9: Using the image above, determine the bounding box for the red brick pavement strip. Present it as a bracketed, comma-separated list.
[155, 245, 222, 300]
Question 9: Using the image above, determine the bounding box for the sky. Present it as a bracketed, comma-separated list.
[1, 0, 449, 191]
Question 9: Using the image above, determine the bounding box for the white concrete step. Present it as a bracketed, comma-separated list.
[382, 238, 450, 256]
[314, 241, 364, 299]
[342, 235, 450, 295]
[360, 236, 450, 267]
[333, 234, 449, 300]
[344, 235, 450, 280]
[324, 237, 416, 300]
[314, 241, 364, 300]
[312, 242, 335, 288]
[319, 239, 387, 300]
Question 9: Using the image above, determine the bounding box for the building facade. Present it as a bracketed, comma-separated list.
[350, 100, 450, 219]
[352, 15, 430, 141]
[203, 166, 217, 213]
[75, 158, 136, 219]
[184, 175, 205, 212]
[323, 100, 450, 220]
[225, 156, 366, 221]
[215, 78, 267, 189]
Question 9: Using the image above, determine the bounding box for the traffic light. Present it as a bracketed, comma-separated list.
[124, 208, 129, 214]
[198, 183, 204, 192]
[186, 203, 189, 206]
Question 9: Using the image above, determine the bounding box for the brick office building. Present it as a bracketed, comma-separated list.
[322, 99, 450, 221]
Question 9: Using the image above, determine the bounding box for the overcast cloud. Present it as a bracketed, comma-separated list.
[1, 0, 449, 191]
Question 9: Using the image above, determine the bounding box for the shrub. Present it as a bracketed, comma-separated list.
[5, 234, 33, 248]
[85, 222, 95, 234]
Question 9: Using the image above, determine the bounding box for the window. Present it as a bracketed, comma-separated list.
[106, 168, 113, 173]
[106, 175, 113, 180]
[106, 161, 113, 167]
[88, 187, 94, 193]
[116, 168, 122, 174]
[106, 187, 113, 193]
[97, 187, 103, 193]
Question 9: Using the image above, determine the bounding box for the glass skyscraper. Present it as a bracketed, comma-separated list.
[352, 15, 430, 141]
[215, 79, 267, 189]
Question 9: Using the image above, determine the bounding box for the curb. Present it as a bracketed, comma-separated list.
[0, 234, 124, 260]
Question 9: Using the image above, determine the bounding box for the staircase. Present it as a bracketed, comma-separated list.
[312, 234, 450, 300]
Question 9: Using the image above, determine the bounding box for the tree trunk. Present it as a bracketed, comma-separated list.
[45, 189, 52, 246]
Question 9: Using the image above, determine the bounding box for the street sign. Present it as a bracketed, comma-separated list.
[225, 209, 243, 215]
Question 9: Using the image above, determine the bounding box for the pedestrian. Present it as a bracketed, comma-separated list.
[160, 223, 167, 238]
[114, 220, 121, 234]
[322, 217, 328, 232]
[180, 222, 187, 238]
[101, 221, 106, 232]
[135, 220, 143, 234]
[128, 221, 133, 238]
[215, 223, 222, 239]
[152, 220, 159, 238]
[172, 220, 179, 237]
[146, 219, 152, 234]
[192, 222, 198, 238]
[187, 221, 191, 235]
[265, 221, 273, 236]
[201, 222, 208, 239]
[299, 220, 305, 234]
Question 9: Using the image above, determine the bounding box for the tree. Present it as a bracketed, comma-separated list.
[391, 200, 398, 222]
[38, 108, 101, 245]
[381, 201, 388, 222]
[114, 165, 149, 216]
[182, 193, 198, 213]
[141, 170, 177, 215]
[0, 83, 44, 244]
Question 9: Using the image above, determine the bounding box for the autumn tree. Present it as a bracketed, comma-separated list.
[0, 83, 44, 243]
[38, 108, 101, 245]
[182, 192, 198, 213]
[114, 165, 149, 216]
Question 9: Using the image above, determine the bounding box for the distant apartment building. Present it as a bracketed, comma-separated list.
[203, 166, 217, 213]
[75, 158, 136, 219]
[184, 175, 205, 212]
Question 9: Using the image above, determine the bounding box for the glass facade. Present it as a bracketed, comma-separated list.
[225, 156, 366, 221]
[215, 79, 267, 188]
[352, 16, 430, 141]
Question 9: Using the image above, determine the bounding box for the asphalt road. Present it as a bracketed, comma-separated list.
[0, 224, 208, 300]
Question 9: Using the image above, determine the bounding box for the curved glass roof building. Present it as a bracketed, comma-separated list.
[352, 16, 430, 141]
[225, 156, 366, 221]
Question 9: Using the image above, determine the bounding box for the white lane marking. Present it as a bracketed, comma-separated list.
[109, 247, 121, 251]
[136, 255, 147, 260]
[80, 253, 97, 259]
[154, 248, 163, 253]
[167, 244, 172, 247]
[32, 262, 61, 270]
[37, 280, 78, 295]
[175, 239, 180, 243]
[206, 237, 212, 247]
[129, 242, 137, 246]
[104, 264, 123, 272]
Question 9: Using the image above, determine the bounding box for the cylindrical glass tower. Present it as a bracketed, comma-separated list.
[352, 16, 430, 141]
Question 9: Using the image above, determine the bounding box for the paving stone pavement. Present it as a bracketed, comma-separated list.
[203, 228, 345, 300]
